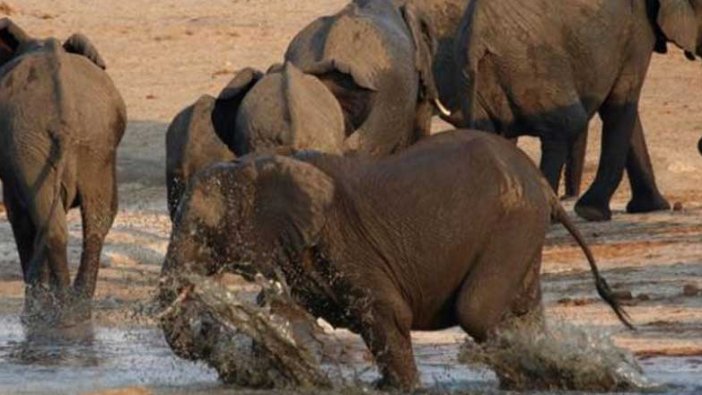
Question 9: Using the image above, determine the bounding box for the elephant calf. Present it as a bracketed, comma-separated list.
[166, 94, 236, 220]
[161, 130, 631, 390]
[166, 63, 349, 219]
[0, 19, 126, 320]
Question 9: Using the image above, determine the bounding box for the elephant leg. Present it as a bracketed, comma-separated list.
[575, 101, 637, 221]
[624, 116, 669, 214]
[358, 296, 418, 390]
[44, 210, 70, 295]
[563, 128, 588, 199]
[74, 164, 118, 299]
[3, 187, 38, 283]
[455, 219, 546, 342]
[539, 138, 569, 193]
[24, 186, 71, 294]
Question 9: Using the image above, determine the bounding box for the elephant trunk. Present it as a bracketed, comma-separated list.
[159, 233, 219, 361]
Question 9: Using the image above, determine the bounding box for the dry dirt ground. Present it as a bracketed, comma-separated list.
[0, 0, 700, 391]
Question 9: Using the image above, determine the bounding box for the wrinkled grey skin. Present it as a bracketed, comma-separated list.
[166, 95, 236, 220]
[285, 0, 438, 156]
[0, 19, 126, 319]
[448, 0, 702, 221]
[160, 130, 630, 390]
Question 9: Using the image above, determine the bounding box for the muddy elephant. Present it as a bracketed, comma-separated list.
[446, 0, 702, 221]
[0, 19, 126, 319]
[285, 0, 440, 156]
[166, 63, 347, 220]
[160, 130, 631, 390]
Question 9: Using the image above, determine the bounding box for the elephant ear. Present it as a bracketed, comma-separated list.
[657, 0, 699, 55]
[304, 58, 377, 92]
[282, 62, 345, 154]
[63, 33, 107, 69]
[212, 67, 264, 151]
[0, 18, 29, 66]
[254, 156, 336, 255]
[304, 59, 377, 134]
[400, 2, 439, 101]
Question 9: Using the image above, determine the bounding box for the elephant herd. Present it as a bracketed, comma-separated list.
[0, 0, 701, 390]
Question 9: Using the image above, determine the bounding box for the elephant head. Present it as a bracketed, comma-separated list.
[160, 155, 335, 359]
[211, 62, 346, 157]
[0, 18, 107, 69]
[656, 0, 702, 58]
[401, 1, 440, 104]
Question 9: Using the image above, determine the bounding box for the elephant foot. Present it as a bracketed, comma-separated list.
[574, 200, 612, 222]
[626, 195, 670, 214]
[22, 286, 92, 327]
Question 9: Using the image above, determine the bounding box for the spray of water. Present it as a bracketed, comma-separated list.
[158, 273, 338, 389]
[459, 318, 658, 392]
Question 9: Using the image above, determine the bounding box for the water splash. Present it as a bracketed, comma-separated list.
[159, 273, 338, 389]
[459, 319, 659, 392]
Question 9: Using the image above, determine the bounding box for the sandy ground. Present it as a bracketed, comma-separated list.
[0, 0, 700, 389]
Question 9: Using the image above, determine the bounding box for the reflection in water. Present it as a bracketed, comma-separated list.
[0, 315, 218, 394]
[8, 320, 99, 367]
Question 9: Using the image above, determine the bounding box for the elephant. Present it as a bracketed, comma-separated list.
[213, 63, 347, 157]
[166, 94, 236, 220]
[393, 0, 585, 198]
[284, 0, 440, 156]
[159, 129, 631, 390]
[0, 19, 126, 320]
[446, 0, 702, 221]
[166, 63, 347, 220]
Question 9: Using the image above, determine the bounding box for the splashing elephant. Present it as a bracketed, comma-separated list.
[159, 130, 631, 390]
[284, 0, 440, 156]
[445, 0, 702, 221]
[0, 19, 126, 321]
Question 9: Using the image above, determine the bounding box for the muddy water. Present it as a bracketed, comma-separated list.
[0, 314, 700, 394]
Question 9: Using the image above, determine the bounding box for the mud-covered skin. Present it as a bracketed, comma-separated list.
[285, 0, 438, 156]
[166, 95, 236, 220]
[161, 129, 630, 390]
[451, 0, 702, 221]
[0, 19, 126, 319]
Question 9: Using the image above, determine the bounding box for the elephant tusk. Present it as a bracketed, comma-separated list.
[433, 98, 452, 118]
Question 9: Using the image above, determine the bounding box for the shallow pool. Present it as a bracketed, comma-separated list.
[0, 315, 699, 394]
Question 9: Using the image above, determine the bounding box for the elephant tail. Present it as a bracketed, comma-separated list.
[26, 41, 73, 285]
[551, 201, 635, 330]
